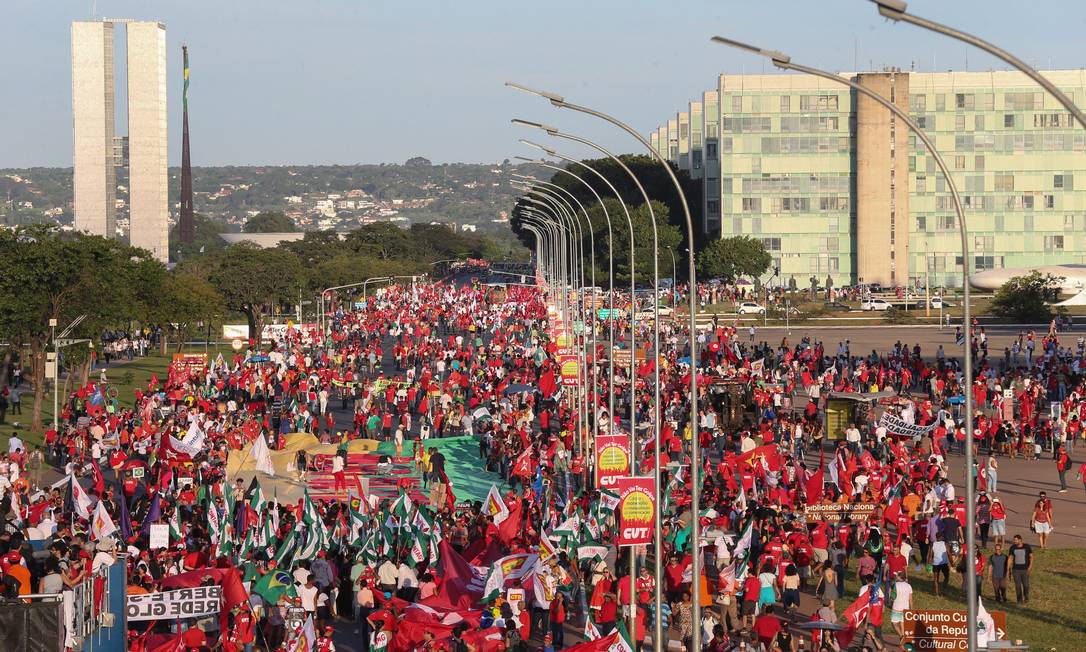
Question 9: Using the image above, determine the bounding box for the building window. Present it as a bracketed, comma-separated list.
[916, 216, 927, 231]
[1054, 174, 1065, 189]
[1045, 235, 1065, 251]
[1065, 215, 1076, 230]
[910, 94, 927, 112]
[780, 96, 790, 113]
[955, 93, 975, 110]
[1045, 194, 1055, 209]
[705, 142, 718, 160]
[1023, 195, 1034, 210]
[935, 94, 946, 111]
[975, 114, 985, 130]
[916, 116, 928, 129]
[732, 95, 743, 113]
[1005, 92, 1042, 110]
[954, 155, 966, 170]
[706, 199, 720, 216]
[916, 176, 927, 193]
[994, 174, 1015, 191]
[938, 216, 956, 230]
[741, 197, 761, 212]
[974, 236, 993, 251]
[995, 215, 1004, 231]
[761, 237, 781, 251]
[1024, 215, 1034, 231]
[1004, 114, 1016, 128]
[975, 155, 985, 170]
[799, 95, 839, 111]
[692, 151, 702, 169]
[705, 177, 719, 199]
[955, 114, 966, 131]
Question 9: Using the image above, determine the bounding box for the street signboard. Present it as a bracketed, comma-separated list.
[613, 476, 656, 546]
[804, 502, 877, 523]
[902, 609, 1007, 649]
[595, 434, 631, 488]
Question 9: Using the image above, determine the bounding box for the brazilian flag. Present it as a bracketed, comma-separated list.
[252, 569, 295, 604]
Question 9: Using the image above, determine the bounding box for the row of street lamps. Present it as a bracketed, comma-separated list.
[508, 2, 1086, 650]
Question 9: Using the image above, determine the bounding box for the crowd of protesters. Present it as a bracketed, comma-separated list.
[0, 272, 1083, 652]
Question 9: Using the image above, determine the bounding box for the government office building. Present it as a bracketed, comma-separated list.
[650, 70, 1086, 288]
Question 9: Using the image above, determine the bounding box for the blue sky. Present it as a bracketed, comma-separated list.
[3, 0, 1085, 167]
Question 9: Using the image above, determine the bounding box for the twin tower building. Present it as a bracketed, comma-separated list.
[71, 20, 169, 263]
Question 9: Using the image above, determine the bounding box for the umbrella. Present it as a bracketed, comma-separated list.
[796, 620, 846, 631]
[502, 383, 537, 395]
[676, 356, 692, 365]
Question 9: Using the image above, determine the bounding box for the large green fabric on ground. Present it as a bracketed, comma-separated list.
[376, 436, 506, 503]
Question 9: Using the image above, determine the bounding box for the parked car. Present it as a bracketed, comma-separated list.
[861, 298, 892, 311]
[737, 302, 766, 315]
[634, 305, 674, 320]
[823, 301, 852, 312]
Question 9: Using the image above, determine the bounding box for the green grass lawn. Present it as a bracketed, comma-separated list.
[835, 549, 1086, 651]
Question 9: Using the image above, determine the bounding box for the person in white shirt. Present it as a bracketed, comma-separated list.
[890, 573, 913, 637]
[298, 577, 319, 617]
[396, 562, 419, 601]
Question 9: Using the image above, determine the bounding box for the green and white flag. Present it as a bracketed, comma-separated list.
[274, 530, 297, 566]
[584, 615, 602, 641]
[248, 478, 266, 516]
[168, 508, 183, 541]
[596, 488, 620, 515]
[391, 491, 413, 521]
[208, 502, 221, 545]
[407, 531, 429, 567]
[480, 563, 504, 603]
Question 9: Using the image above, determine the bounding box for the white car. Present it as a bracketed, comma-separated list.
[634, 305, 674, 320]
[861, 298, 892, 311]
[737, 302, 766, 315]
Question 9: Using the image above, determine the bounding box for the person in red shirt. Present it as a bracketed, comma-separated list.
[741, 574, 761, 629]
[752, 604, 783, 650]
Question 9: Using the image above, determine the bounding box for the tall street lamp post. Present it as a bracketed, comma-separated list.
[871, 0, 1086, 129]
[712, 35, 978, 650]
[507, 82, 700, 652]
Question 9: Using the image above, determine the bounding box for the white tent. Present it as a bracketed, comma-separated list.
[1056, 286, 1086, 306]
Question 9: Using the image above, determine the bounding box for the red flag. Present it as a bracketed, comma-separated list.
[836, 593, 870, 648]
[426, 540, 483, 609]
[734, 445, 779, 471]
[561, 631, 625, 652]
[91, 463, 106, 496]
[511, 447, 533, 478]
[805, 469, 824, 503]
[497, 498, 522, 545]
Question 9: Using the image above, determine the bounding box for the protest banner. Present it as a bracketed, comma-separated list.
[595, 434, 630, 488]
[149, 523, 170, 549]
[127, 586, 222, 621]
[877, 412, 939, 439]
[613, 476, 656, 546]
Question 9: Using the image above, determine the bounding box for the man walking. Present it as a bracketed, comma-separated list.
[986, 542, 1010, 603]
[1008, 535, 1033, 604]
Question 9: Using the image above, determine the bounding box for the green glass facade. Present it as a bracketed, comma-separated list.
[658, 69, 1086, 288]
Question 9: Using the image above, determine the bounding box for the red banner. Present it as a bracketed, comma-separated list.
[595, 434, 630, 488]
[169, 353, 207, 384]
[614, 476, 656, 546]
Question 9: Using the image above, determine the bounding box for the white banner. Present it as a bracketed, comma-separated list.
[222, 324, 250, 340]
[878, 412, 940, 439]
[127, 586, 222, 621]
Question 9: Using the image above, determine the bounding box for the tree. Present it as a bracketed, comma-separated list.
[154, 272, 226, 352]
[345, 222, 415, 260]
[696, 236, 772, 282]
[202, 244, 304, 338]
[244, 211, 296, 233]
[0, 226, 165, 429]
[989, 271, 1059, 323]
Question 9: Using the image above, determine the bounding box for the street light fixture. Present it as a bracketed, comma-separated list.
[870, 0, 1086, 130]
[712, 34, 979, 651]
[515, 154, 617, 429]
[507, 82, 700, 651]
